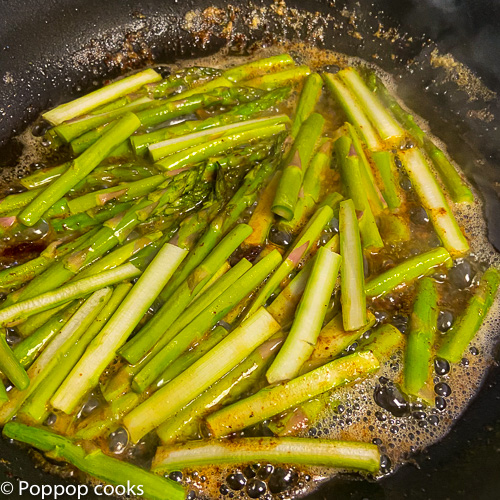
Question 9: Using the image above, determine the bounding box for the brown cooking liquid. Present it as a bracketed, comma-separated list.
[1, 44, 500, 499]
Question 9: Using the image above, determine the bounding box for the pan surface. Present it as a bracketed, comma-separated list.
[0, 0, 499, 498]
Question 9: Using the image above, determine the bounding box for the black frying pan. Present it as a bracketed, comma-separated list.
[1, 1, 500, 498]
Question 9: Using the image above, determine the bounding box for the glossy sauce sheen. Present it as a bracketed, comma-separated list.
[1, 44, 500, 499]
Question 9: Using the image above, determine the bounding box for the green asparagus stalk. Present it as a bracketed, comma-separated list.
[20, 163, 70, 190]
[357, 323, 404, 361]
[66, 175, 167, 215]
[290, 73, 323, 138]
[304, 311, 377, 371]
[13, 302, 81, 368]
[403, 277, 439, 398]
[15, 304, 69, 339]
[157, 335, 283, 444]
[378, 213, 411, 244]
[151, 67, 222, 97]
[119, 224, 252, 364]
[170, 76, 233, 99]
[206, 351, 379, 438]
[323, 73, 382, 151]
[223, 54, 295, 82]
[156, 122, 286, 171]
[50, 243, 187, 414]
[131, 86, 290, 155]
[244, 172, 280, 247]
[52, 96, 152, 143]
[399, 148, 469, 257]
[75, 391, 141, 440]
[242, 65, 311, 91]
[365, 71, 474, 203]
[335, 136, 383, 250]
[152, 437, 380, 474]
[338, 67, 404, 144]
[149, 115, 288, 161]
[3, 423, 185, 500]
[19, 113, 141, 226]
[340, 199, 367, 331]
[154, 325, 230, 390]
[76, 231, 163, 280]
[266, 234, 340, 327]
[160, 156, 281, 303]
[365, 247, 452, 298]
[247, 204, 334, 318]
[371, 150, 402, 209]
[132, 250, 281, 392]
[0, 331, 30, 390]
[266, 247, 341, 383]
[344, 122, 387, 213]
[0, 263, 140, 326]
[0, 189, 42, 215]
[0, 229, 99, 291]
[123, 306, 282, 442]
[42, 69, 161, 125]
[272, 113, 325, 220]
[438, 267, 500, 363]
[103, 259, 252, 401]
[279, 141, 338, 233]
[20, 287, 113, 421]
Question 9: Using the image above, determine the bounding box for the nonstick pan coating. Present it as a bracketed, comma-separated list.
[0, 1, 499, 498]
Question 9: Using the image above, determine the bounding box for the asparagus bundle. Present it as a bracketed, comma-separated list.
[0, 52, 494, 498]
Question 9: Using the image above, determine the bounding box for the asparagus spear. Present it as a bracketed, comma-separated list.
[338, 67, 404, 144]
[371, 151, 402, 209]
[335, 136, 383, 251]
[50, 243, 187, 414]
[244, 172, 280, 247]
[156, 122, 286, 171]
[156, 335, 283, 444]
[123, 306, 282, 442]
[20, 163, 70, 190]
[103, 259, 252, 402]
[19, 113, 141, 226]
[403, 277, 439, 398]
[153, 437, 380, 474]
[272, 113, 325, 220]
[0, 331, 30, 390]
[242, 65, 311, 90]
[151, 66, 222, 97]
[132, 250, 281, 392]
[0, 263, 140, 326]
[13, 302, 81, 368]
[0, 229, 99, 291]
[42, 69, 161, 125]
[246, 204, 334, 318]
[266, 247, 341, 383]
[340, 199, 367, 331]
[3, 423, 185, 500]
[149, 115, 288, 161]
[344, 123, 387, 214]
[438, 267, 500, 363]
[266, 234, 340, 327]
[119, 224, 252, 364]
[290, 72, 323, 138]
[278, 141, 339, 234]
[20, 287, 113, 421]
[304, 311, 377, 371]
[323, 73, 382, 151]
[154, 325, 230, 390]
[160, 156, 281, 303]
[206, 351, 379, 438]
[365, 71, 474, 203]
[131, 86, 290, 155]
[400, 148, 470, 256]
[223, 54, 295, 82]
[365, 247, 452, 297]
